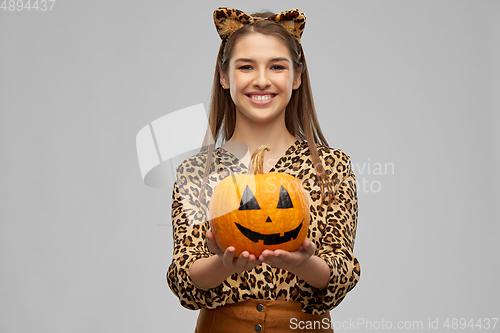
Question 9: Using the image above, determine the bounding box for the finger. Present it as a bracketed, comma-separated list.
[206, 237, 220, 253]
[206, 231, 213, 245]
[274, 249, 307, 268]
[243, 253, 263, 271]
[222, 247, 235, 267]
[302, 238, 310, 248]
[302, 238, 316, 256]
[273, 251, 297, 265]
[263, 250, 282, 263]
[234, 251, 250, 273]
[206, 233, 223, 255]
[260, 249, 271, 258]
[258, 250, 270, 264]
[248, 253, 257, 261]
[264, 256, 287, 269]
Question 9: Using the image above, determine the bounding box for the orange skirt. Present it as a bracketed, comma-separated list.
[195, 299, 333, 333]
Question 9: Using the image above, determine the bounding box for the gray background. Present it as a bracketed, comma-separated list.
[1, 0, 499, 332]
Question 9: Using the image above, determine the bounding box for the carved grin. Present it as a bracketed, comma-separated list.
[235, 221, 303, 245]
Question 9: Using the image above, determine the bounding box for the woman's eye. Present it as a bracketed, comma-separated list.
[238, 65, 252, 70]
[271, 65, 285, 70]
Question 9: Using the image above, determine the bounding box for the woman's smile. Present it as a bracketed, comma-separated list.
[246, 91, 277, 105]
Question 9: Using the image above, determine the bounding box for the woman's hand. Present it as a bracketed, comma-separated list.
[207, 231, 262, 274]
[258, 238, 316, 273]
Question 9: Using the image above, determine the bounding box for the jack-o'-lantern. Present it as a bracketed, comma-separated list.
[210, 145, 310, 257]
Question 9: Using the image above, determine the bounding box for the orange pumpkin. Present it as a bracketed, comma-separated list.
[210, 145, 310, 257]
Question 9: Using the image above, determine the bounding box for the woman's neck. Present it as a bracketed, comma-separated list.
[226, 116, 297, 172]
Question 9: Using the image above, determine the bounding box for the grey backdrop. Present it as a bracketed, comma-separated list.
[1, 0, 499, 332]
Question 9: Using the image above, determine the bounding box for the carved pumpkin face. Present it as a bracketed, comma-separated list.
[210, 146, 310, 257]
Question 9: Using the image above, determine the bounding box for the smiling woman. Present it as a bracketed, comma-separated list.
[166, 7, 360, 333]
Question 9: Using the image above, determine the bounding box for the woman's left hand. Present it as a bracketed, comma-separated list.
[259, 238, 316, 273]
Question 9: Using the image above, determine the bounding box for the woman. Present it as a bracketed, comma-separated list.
[167, 7, 360, 332]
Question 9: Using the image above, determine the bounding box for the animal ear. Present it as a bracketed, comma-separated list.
[277, 185, 294, 209]
[267, 9, 306, 44]
[213, 7, 255, 41]
[239, 185, 261, 210]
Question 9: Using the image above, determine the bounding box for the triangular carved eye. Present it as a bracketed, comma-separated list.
[239, 185, 260, 210]
[277, 185, 293, 209]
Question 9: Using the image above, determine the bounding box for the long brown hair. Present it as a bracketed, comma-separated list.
[201, 11, 335, 204]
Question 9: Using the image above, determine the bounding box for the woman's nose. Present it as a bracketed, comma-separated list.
[253, 69, 271, 88]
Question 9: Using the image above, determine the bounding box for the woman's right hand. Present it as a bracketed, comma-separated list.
[207, 231, 262, 274]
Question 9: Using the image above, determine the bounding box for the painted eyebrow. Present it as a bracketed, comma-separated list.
[234, 57, 290, 63]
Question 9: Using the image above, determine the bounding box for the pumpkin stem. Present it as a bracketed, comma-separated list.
[250, 145, 270, 175]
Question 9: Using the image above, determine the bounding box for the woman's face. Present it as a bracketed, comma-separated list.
[221, 33, 301, 126]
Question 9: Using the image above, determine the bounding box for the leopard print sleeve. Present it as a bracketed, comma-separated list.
[298, 147, 361, 314]
[166, 155, 233, 310]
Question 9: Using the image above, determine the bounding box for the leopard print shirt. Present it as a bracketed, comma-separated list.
[167, 140, 360, 315]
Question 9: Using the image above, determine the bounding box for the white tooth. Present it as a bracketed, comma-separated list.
[252, 95, 272, 101]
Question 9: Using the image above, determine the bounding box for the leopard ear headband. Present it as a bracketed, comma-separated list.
[213, 7, 306, 58]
